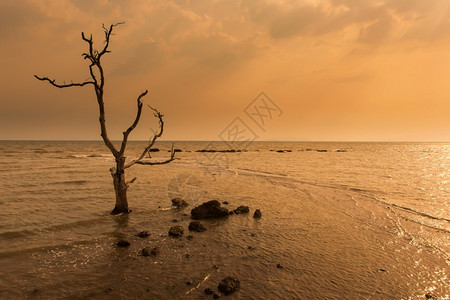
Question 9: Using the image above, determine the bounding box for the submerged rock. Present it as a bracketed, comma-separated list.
[253, 209, 262, 218]
[172, 198, 188, 207]
[150, 247, 160, 255]
[136, 231, 150, 238]
[234, 206, 249, 214]
[218, 276, 240, 295]
[116, 240, 130, 247]
[191, 200, 229, 219]
[169, 225, 184, 237]
[140, 247, 151, 257]
[188, 221, 206, 232]
[204, 288, 214, 295]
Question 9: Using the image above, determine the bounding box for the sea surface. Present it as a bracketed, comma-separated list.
[0, 141, 448, 299]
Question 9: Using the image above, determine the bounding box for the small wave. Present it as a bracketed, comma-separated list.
[52, 180, 89, 186]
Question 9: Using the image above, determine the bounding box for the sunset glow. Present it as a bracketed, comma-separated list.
[1, 0, 449, 141]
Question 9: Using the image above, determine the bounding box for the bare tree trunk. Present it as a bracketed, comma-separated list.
[35, 23, 176, 215]
[111, 156, 129, 214]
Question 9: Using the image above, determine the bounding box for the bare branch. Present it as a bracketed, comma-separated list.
[119, 90, 148, 155]
[124, 107, 175, 169]
[135, 143, 177, 166]
[34, 75, 95, 88]
[98, 22, 124, 59]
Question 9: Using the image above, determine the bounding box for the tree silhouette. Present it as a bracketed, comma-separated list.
[35, 23, 176, 214]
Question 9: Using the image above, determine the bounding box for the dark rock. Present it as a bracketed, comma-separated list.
[191, 200, 229, 219]
[426, 294, 437, 299]
[150, 247, 160, 256]
[213, 293, 220, 299]
[378, 268, 387, 272]
[185, 279, 193, 285]
[140, 248, 150, 257]
[104, 287, 113, 293]
[136, 231, 150, 238]
[148, 148, 160, 152]
[188, 221, 207, 232]
[169, 226, 184, 237]
[276, 150, 284, 153]
[187, 235, 194, 240]
[116, 240, 130, 247]
[247, 246, 255, 250]
[229, 211, 234, 215]
[185, 253, 191, 258]
[204, 288, 214, 295]
[253, 209, 262, 218]
[235, 206, 249, 214]
[276, 264, 283, 269]
[316, 149, 328, 152]
[218, 277, 240, 295]
[174, 149, 182, 152]
[222, 201, 229, 205]
[212, 264, 219, 270]
[285, 150, 292, 152]
[172, 198, 188, 207]
[172, 219, 179, 223]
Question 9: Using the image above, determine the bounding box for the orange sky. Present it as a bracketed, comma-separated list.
[1, 0, 449, 141]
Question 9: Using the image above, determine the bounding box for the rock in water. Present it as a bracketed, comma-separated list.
[116, 240, 130, 247]
[253, 209, 262, 218]
[172, 198, 188, 207]
[140, 247, 150, 256]
[136, 231, 150, 238]
[234, 206, 249, 214]
[169, 225, 184, 237]
[188, 221, 207, 232]
[218, 277, 240, 295]
[191, 200, 229, 219]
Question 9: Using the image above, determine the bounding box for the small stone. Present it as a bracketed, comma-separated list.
[172, 198, 188, 207]
[222, 201, 229, 205]
[253, 209, 262, 218]
[426, 294, 437, 299]
[235, 206, 249, 214]
[247, 246, 255, 250]
[213, 293, 220, 299]
[116, 240, 130, 247]
[188, 221, 207, 232]
[185, 253, 191, 258]
[104, 287, 113, 293]
[169, 225, 184, 237]
[229, 211, 234, 215]
[136, 231, 150, 238]
[251, 233, 257, 237]
[187, 235, 194, 240]
[140, 247, 150, 256]
[150, 247, 160, 256]
[212, 264, 219, 270]
[204, 288, 214, 295]
[276, 264, 283, 269]
[378, 268, 387, 272]
[218, 276, 240, 295]
[172, 219, 179, 223]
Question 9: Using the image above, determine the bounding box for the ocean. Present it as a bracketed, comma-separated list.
[0, 141, 448, 299]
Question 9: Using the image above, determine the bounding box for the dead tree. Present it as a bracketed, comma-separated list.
[35, 23, 176, 214]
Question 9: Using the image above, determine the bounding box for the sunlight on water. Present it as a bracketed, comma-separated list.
[0, 141, 448, 298]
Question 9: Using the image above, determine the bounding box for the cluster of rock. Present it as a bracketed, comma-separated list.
[114, 198, 261, 297]
[190, 200, 262, 219]
[196, 149, 245, 153]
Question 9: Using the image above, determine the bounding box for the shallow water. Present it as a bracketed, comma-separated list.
[0, 141, 448, 299]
